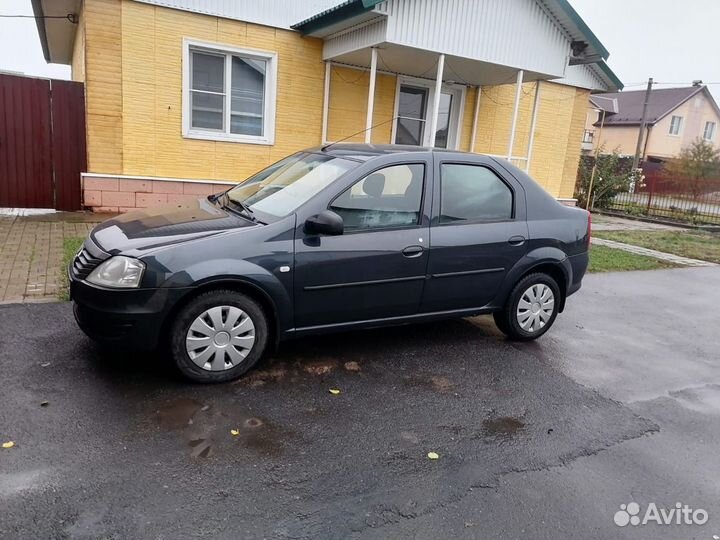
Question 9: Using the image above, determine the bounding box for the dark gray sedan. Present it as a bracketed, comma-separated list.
[70, 144, 590, 383]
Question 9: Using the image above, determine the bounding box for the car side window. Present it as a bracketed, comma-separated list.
[330, 163, 425, 231]
[439, 163, 513, 223]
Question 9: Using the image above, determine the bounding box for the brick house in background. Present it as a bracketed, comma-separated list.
[32, 0, 622, 212]
[583, 84, 720, 161]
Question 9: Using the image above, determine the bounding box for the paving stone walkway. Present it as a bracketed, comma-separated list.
[591, 237, 718, 267]
[0, 212, 106, 304]
[591, 213, 687, 232]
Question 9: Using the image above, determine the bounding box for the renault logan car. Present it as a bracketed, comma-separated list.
[70, 144, 590, 383]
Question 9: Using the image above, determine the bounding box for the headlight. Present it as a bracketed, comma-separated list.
[86, 256, 145, 288]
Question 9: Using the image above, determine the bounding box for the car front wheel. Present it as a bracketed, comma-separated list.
[170, 289, 268, 383]
[493, 273, 560, 341]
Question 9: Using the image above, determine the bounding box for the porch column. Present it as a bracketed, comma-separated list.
[470, 86, 482, 152]
[525, 81, 541, 173]
[507, 69, 524, 160]
[427, 53, 446, 147]
[364, 47, 378, 143]
[321, 61, 331, 143]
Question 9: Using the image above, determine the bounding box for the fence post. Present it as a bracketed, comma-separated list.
[646, 173, 654, 213]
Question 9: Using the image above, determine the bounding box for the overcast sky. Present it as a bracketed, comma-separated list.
[1, 0, 719, 99]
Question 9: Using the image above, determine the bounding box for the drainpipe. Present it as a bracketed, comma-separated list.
[507, 70, 524, 161]
[321, 61, 331, 144]
[470, 86, 482, 152]
[428, 53, 446, 147]
[364, 48, 378, 143]
[525, 81, 541, 173]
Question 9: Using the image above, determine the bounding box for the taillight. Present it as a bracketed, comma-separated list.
[587, 212, 592, 247]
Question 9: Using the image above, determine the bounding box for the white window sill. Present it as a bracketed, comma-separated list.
[183, 129, 274, 146]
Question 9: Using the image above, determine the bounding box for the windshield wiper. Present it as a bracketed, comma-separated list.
[221, 193, 262, 223]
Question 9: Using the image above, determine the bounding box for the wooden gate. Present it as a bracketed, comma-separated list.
[0, 74, 86, 211]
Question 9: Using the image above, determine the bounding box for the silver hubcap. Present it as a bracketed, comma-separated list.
[185, 306, 256, 371]
[516, 284, 554, 333]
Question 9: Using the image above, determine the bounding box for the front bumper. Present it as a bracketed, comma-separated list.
[71, 278, 192, 350]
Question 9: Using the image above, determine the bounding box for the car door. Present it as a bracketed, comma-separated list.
[421, 155, 529, 312]
[294, 159, 431, 329]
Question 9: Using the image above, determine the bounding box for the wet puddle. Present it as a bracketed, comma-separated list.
[155, 398, 289, 459]
[157, 398, 203, 429]
[482, 416, 526, 438]
[404, 374, 455, 393]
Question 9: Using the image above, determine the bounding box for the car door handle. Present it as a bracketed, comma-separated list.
[402, 245, 424, 258]
[508, 235, 526, 246]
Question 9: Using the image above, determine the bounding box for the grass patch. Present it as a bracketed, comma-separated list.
[593, 230, 720, 264]
[59, 237, 85, 301]
[588, 244, 679, 273]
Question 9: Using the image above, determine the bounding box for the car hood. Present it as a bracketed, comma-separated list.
[91, 197, 256, 254]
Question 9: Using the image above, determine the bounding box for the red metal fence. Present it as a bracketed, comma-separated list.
[0, 74, 86, 211]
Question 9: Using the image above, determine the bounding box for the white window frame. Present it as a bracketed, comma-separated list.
[182, 38, 277, 145]
[668, 115, 683, 137]
[703, 121, 716, 141]
[391, 75, 466, 150]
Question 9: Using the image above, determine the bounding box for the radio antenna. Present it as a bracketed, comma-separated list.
[322, 116, 399, 151]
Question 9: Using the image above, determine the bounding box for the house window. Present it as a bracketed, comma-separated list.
[668, 115, 683, 136]
[183, 39, 276, 145]
[703, 121, 716, 141]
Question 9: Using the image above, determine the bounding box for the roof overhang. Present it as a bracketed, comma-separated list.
[292, 0, 386, 37]
[31, 0, 81, 65]
[539, 0, 609, 61]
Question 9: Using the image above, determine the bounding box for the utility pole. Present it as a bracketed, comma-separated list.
[632, 77, 653, 171]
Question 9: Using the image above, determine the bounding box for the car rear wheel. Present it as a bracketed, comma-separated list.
[170, 290, 268, 383]
[493, 273, 560, 341]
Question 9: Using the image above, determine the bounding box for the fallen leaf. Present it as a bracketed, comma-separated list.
[427, 451, 439, 460]
[40, 401, 49, 407]
[2, 441, 15, 449]
[40, 362, 51, 368]
[329, 388, 341, 395]
[230, 429, 240, 436]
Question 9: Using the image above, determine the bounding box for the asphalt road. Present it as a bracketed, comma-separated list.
[1, 267, 719, 540]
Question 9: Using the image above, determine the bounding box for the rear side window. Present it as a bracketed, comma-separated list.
[439, 164, 513, 223]
[330, 163, 425, 231]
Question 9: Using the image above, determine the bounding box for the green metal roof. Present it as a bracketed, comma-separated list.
[552, 0, 610, 60]
[292, 0, 386, 34]
[596, 60, 624, 91]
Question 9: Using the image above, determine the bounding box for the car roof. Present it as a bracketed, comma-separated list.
[310, 143, 475, 162]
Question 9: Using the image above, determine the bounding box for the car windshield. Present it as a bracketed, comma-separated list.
[225, 152, 359, 220]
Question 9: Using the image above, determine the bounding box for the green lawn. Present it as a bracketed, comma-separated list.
[59, 237, 85, 301]
[593, 230, 720, 264]
[588, 244, 679, 273]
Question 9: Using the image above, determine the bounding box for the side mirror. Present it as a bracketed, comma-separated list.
[304, 210, 344, 236]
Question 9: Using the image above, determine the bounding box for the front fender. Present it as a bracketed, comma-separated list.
[144, 254, 294, 335]
[492, 247, 572, 309]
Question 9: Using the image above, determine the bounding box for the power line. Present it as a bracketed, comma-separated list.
[0, 13, 78, 23]
[622, 81, 720, 87]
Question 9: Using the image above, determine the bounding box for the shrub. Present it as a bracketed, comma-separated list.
[575, 149, 633, 209]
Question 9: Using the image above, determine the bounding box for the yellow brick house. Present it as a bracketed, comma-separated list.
[33, 0, 622, 211]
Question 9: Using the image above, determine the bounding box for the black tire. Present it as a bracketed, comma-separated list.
[494, 273, 561, 341]
[169, 289, 269, 383]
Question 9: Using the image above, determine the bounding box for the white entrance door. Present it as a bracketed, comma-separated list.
[393, 79, 464, 149]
